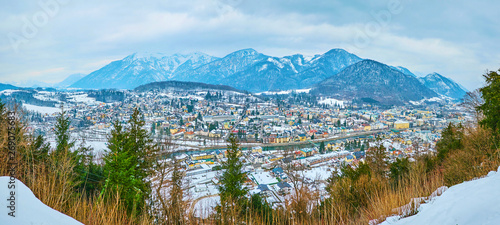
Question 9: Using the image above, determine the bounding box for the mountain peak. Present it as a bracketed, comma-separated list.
[125, 52, 167, 61]
[228, 48, 260, 57]
[419, 73, 467, 100]
[426, 72, 443, 78]
[324, 48, 351, 55]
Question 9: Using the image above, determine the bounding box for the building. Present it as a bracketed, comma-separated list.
[277, 181, 292, 194]
[300, 148, 315, 157]
[394, 121, 410, 129]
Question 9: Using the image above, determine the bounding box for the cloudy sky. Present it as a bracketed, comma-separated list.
[1, 0, 499, 90]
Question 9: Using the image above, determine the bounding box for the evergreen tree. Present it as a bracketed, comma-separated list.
[389, 157, 410, 186]
[54, 106, 74, 155]
[197, 111, 203, 121]
[319, 141, 325, 154]
[436, 123, 464, 161]
[217, 134, 248, 222]
[478, 69, 500, 136]
[103, 108, 158, 216]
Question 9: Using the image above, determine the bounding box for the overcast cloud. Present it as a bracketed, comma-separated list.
[1, 0, 499, 90]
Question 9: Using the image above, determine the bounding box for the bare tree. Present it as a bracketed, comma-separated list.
[461, 89, 484, 123]
[152, 136, 190, 225]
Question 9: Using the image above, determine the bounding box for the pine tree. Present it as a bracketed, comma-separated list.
[54, 106, 74, 155]
[197, 111, 203, 121]
[103, 108, 158, 215]
[436, 123, 464, 161]
[217, 134, 248, 222]
[478, 69, 500, 136]
[319, 141, 325, 154]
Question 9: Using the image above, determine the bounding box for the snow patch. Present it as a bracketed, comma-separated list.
[0, 177, 83, 225]
[318, 98, 344, 107]
[23, 104, 61, 114]
[256, 88, 311, 96]
[378, 169, 500, 225]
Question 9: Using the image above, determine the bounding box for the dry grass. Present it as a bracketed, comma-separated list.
[0, 108, 152, 225]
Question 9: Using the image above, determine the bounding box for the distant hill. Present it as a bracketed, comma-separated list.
[311, 60, 439, 105]
[0, 83, 18, 91]
[134, 80, 246, 93]
[418, 73, 468, 100]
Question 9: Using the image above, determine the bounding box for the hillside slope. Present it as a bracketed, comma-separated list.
[0, 177, 83, 225]
[380, 166, 500, 225]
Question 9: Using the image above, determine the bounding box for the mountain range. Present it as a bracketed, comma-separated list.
[66, 48, 467, 104]
[70, 48, 363, 92]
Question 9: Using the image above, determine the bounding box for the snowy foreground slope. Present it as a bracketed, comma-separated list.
[380, 166, 500, 225]
[0, 177, 83, 225]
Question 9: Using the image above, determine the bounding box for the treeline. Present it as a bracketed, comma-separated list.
[0, 89, 59, 107]
[87, 89, 126, 103]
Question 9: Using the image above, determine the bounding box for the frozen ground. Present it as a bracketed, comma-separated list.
[23, 103, 61, 114]
[300, 166, 333, 181]
[0, 177, 83, 225]
[193, 196, 220, 219]
[379, 166, 500, 225]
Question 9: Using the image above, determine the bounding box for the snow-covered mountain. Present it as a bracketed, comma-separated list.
[312, 60, 438, 105]
[175, 48, 363, 92]
[71, 52, 219, 89]
[390, 66, 417, 77]
[70, 48, 363, 92]
[68, 48, 466, 96]
[419, 73, 468, 100]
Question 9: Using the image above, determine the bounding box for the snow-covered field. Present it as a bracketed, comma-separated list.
[193, 196, 220, 219]
[0, 177, 83, 225]
[300, 166, 332, 181]
[23, 103, 61, 114]
[256, 88, 311, 96]
[250, 171, 279, 185]
[379, 166, 500, 225]
[66, 93, 101, 104]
